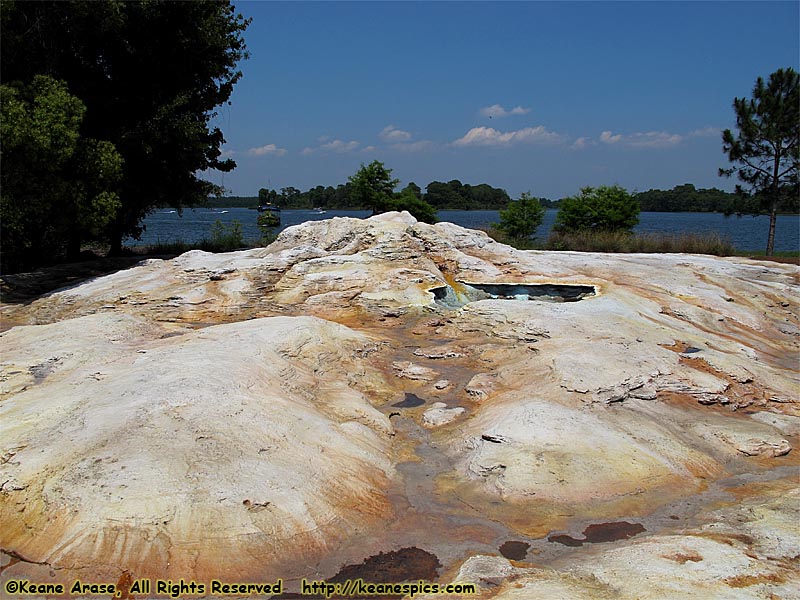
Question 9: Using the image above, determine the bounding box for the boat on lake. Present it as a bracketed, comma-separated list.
[257, 203, 281, 227]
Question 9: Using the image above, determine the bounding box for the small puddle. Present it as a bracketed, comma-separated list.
[498, 540, 530, 560]
[392, 393, 426, 408]
[431, 282, 595, 309]
[271, 548, 441, 599]
[328, 547, 441, 583]
[548, 521, 646, 546]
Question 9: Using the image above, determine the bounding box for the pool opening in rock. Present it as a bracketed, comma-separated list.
[431, 281, 596, 309]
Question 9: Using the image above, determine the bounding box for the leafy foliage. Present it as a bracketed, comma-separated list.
[388, 189, 438, 224]
[346, 161, 438, 222]
[1, 76, 122, 272]
[720, 67, 799, 255]
[497, 192, 545, 239]
[554, 185, 639, 233]
[425, 180, 511, 209]
[1, 0, 250, 254]
[635, 184, 750, 213]
[210, 219, 244, 249]
[348, 160, 400, 213]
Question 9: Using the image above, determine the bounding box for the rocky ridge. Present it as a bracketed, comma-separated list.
[1, 211, 798, 597]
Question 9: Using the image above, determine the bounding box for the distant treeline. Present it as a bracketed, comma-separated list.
[206, 180, 518, 210]
[635, 184, 799, 214]
[205, 182, 797, 214]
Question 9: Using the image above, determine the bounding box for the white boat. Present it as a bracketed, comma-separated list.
[312, 207, 326, 214]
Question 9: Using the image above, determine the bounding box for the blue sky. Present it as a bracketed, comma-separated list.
[207, 1, 799, 200]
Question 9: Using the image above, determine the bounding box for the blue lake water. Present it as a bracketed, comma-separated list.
[126, 208, 800, 253]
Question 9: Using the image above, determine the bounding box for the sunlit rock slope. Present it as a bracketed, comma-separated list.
[1, 212, 797, 596]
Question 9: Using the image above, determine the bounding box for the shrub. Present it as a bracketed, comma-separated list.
[554, 185, 639, 233]
[497, 192, 545, 240]
[545, 230, 735, 255]
[210, 219, 244, 250]
[389, 190, 438, 223]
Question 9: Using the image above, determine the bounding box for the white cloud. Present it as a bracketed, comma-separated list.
[688, 126, 719, 138]
[452, 126, 562, 147]
[380, 125, 412, 142]
[598, 129, 682, 148]
[220, 149, 236, 158]
[247, 144, 287, 157]
[321, 139, 360, 153]
[599, 131, 622, 144]
[390, 140, 434, 152]
[571, 137, 596, 150]
[479, 104, 530, 118]
[362, 145, 377, 153]
[302, 139, 360, 155]
[626, 131, 683, 148]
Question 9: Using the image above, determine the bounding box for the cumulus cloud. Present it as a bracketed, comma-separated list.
[452, 126, 562, 147]
[626, 131, 683, 147]
[362, 145, 377, 153]
[599, 131, 622, 144]
[598, 130, 682, 148]
[220, 149, 236, 158]
[247, 144, 287, 157]
[321, 139, 360, 152]
[302, 139, 360, 155]
[479, 104, 530, 118]
[379, 125, 412, 142]
[688, 126, 720, 138]
[390, 140, 434, 152]
[571, 137, 596, 150]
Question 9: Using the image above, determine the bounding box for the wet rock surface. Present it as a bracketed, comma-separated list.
[1, 211, 798, 596]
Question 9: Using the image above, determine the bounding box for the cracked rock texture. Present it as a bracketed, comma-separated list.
[1, 211, 798, 595]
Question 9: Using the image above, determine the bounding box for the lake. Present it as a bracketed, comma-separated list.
[126, 208, 800, 253]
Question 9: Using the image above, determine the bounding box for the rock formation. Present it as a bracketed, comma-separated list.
[1, 212, 797, 596]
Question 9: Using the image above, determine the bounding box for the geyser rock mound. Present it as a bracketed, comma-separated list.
[1, 212, 797, 594]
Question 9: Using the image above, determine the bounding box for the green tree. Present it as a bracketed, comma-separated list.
[1, 1, 250, 254]
[1, 75, 122, 272]
[497, 192, 546, 240]
[389, 189, 438, 223]
[720, 68, 799, 255]
[402, 182, 423, 200]
[348, 160, 400, 213]
[258, 188, 279, 205]
[424, 180, 510, 209]
[347, 161, 437, 222]
[554, 185, 639, 233]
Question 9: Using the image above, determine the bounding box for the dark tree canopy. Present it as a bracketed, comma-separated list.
[1, 75, 123, 271]
[720, 67, 799, 255]
[1, 0, 250, 256]
[347, 161, 437, 223]
[635, 184, 738, 213]
[425, 180, 511, 209]
[554, 185, 639, 233]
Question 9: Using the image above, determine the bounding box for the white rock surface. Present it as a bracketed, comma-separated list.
[1, 212, 797, 594]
